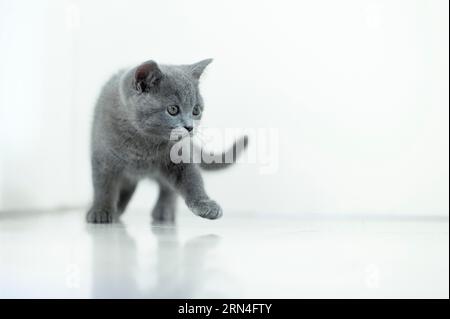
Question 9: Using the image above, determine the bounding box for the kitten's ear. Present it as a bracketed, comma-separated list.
[134, 60, 162, 93]
[189, 58, 213, 80]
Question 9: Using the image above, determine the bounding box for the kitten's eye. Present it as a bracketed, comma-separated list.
[192, 105, 201, 116]
[167, 105, 179, 116]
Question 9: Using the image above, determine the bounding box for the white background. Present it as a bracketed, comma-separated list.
[0, 0, 448, 217]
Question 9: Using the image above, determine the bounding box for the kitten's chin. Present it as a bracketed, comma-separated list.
[168, 128, 194, 142]
[141, 131, 189, 144]
[168, 133, 194, 144]
[139, 126, 194, 142]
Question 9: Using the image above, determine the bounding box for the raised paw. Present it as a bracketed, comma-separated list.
[86, 207, 114, 224]
[187, 199, 223, 220]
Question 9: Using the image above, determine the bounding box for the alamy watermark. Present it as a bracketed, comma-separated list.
[168, 125, 279, 175]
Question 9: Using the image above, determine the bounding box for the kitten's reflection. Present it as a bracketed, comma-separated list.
[87, 222, 222, 298]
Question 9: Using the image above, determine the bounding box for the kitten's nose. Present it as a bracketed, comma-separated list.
[184, 125, 193, 132]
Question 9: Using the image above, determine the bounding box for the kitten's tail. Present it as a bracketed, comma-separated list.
[197, 135, 249, 171]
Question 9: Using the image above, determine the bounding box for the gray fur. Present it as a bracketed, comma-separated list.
[87, 59, 247, 223]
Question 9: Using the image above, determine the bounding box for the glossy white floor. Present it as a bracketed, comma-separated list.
[0, 209, 448, 299]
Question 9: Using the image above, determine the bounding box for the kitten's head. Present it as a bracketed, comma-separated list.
[120, 59, 212, 141]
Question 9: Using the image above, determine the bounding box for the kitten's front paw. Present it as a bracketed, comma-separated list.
[187, 199, 223, 220]
[86, 208, 114, 224]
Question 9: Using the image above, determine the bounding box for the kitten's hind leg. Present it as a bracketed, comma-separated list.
[116, 178, 137, 216]
[151, 182, 177, 224]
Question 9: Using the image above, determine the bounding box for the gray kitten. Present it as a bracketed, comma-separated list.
[87, 59, 247, 223]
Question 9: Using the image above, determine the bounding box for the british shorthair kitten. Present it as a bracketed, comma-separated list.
[87, 59, 247, 223]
